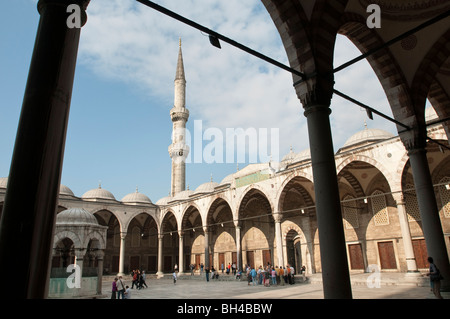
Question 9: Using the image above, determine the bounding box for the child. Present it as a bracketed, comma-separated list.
[173, 270, 178, 285]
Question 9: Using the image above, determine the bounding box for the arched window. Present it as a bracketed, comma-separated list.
[371, 190, 389, 226]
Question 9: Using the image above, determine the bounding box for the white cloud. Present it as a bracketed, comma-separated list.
[78, 0, 395, 163]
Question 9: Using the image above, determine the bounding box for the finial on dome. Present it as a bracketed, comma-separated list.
[364, 120, 368, 129]
[135, 186, 139, 193]
[98, 180, 102, 189]
[210, 173, 213, 182]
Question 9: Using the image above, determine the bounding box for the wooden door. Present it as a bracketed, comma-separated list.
[378, 241, 397, 269]
[348, 243, 365, 270]
[262, 249, 271, 267]
[195, 254, 201, 270]
[412, 239, 428, 269]
[130, 256, 140, 271]
[219, 253, 225, 270]
[164, 256, 172, 272]
[112, 256, 119, 273]
[246, 251, 254, 268]
[232, 252, 237, 265]
[147, 256, 157, 272]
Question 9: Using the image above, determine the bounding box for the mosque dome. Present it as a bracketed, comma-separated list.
[281, 146, 296, 164]
[0, 177, 8, 189]
[56, 207, 99, 226]
[219, 173, 234, 186]
[194, 181, 219, 195]
[121, 188, 152, 205]
[156, 196, 173, 206]
[59, 184, 75, 197]
[81, 186, 116, 201]
[293, 149, 311, 163]
[342, 126, 394, 149]
[172, 189, 194, 202]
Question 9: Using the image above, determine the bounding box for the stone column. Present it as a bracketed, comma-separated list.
[407, 146, 450, 290]
[157, 234, 164, 276]
[118, 232, 126, 276]
[393, 193, 419, 274]
[274, 213, 284, 267]
[0, 0, 90, 299]
[299, 86, 352, 299]
[235, 224, 242, 271]
[96, 251, 105, 295]
[204, 226, 210, 269]
[178, 230, 184, 275]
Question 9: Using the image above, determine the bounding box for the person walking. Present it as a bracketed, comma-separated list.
[205, 267, 210, 282]
[173, 269, 178, 285]
[426, 257, 444, 299]
[251, 267, 257, 286]
[140, 270, 148, 289]
[111, 277, 118, 299]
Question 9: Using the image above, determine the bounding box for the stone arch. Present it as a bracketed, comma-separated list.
[337, 155, 396, 193]
[275, 171, 314, 213]
[53, 230, 82, 250]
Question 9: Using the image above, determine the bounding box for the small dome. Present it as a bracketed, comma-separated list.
[81, 186, 116, 201]
[59, 184, 75, 197]
[0, 177, 8, 189]
[172, 189, 194, 201]
[293, 149, 311, 163]
[194, 181, 219, 195]
[219, 173, 234, 185]
[121, 189, 152, 205]
[156, 196, 173, 206]
[56, 207, 99, 226]
[281, 146, 296, 163]
[343, 127, 394, 148]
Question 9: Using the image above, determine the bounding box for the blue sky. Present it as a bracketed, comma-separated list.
[0, 0, 400, 203]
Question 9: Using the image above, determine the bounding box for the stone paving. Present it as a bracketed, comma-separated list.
[99, 272, 448, 300]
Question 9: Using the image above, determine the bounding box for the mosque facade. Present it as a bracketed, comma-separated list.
[0, 42, 449, 283]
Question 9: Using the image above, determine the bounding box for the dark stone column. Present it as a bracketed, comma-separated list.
[0, 0, 89, 298]
[407, 146, 450, 291]
[300, 86, 352, 299]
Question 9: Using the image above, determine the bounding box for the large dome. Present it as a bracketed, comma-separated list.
[81, 186, 116, 201]
[56, 207, 99, 226]
[194, 181, 219, 195]
[343, 127, 394, 148]
[121, 189, 152, 205]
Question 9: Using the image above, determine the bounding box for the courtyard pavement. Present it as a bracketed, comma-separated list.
[100, 271, 448, 300]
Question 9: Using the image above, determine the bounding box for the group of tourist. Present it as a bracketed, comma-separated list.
[111, 269, 148, 299]
[245, 264, 306, 287]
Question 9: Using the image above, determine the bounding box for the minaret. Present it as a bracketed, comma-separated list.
[169, 39, 189, 196]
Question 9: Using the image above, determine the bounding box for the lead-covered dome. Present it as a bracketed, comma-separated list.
[59, 184, 75, 197]
[121, 188, 152, 205]
[156, 195, 173, 206]
[342, 127, 394, 149]
[171, 189, 194, 202]
[56, 207, 99, 226]
[194, 181, 219, 195]
[81, 186, 116, 201]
